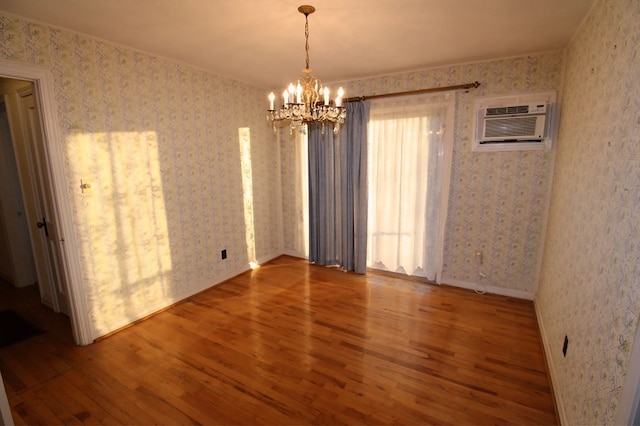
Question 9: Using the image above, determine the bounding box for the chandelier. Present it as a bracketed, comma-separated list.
[267, 5, 346, 134]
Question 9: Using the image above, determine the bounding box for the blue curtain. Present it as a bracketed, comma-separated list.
[308, 100, 370, 273]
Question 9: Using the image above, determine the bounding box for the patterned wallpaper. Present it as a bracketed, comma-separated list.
[0, 13, 281, 336]
[536, 0, 640, 424]
[5, 10, 637, 421]
[281, 52, 563, 297]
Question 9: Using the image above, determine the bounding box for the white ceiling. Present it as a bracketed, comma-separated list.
[0, 0, 595, 90]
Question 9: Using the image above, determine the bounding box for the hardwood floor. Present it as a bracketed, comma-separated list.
[0, 256, 558, 425]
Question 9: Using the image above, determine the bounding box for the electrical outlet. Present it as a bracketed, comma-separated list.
[563, 335, 569, 357]
[221, 249, 227, 260]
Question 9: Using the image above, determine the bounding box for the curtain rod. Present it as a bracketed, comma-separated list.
[344, 81, 480, 103]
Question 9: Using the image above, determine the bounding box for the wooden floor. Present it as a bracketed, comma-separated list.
[0, 256, 558, 425]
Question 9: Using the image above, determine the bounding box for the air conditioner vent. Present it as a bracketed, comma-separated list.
[484, 116, 539, 139]
[486, 105, 529, 116]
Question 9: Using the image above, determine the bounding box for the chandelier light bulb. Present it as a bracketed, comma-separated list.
[268, 92, 275, 110]
[288, 83, 295, 103]
[296, 83, 303, 103]
[336, 87, 344, 107]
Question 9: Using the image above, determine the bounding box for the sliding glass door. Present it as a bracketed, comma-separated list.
[366, 93, 454, 281]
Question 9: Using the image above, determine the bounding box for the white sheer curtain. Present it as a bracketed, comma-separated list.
[367, 93, 452, 280]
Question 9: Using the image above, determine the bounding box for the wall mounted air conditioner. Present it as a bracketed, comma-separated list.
[472, 91, 557, 152]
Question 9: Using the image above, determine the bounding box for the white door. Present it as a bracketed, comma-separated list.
[0, 370, 14, 425]
[0, 99, 37, 287]
[11, 85, 69, 315]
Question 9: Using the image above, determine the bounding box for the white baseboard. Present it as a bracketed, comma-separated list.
[443, 278, 535, 300]
[442, 279, 566, 422]
[280, 248, 308, 259]
[534, 299, 568, 425]
[92, 253, 287, 340]
[256, 251, 287, 265]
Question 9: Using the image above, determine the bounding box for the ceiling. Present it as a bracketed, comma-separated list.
[0, 0, 595, 90]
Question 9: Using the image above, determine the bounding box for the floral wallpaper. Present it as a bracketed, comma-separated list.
[281, 52, 563, 298]
[0, 13, 281, 337]
[4, 7, 638, 422]
[536, 0, 640, 424]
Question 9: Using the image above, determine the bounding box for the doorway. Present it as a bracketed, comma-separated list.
[0, 88, 36, 288]
[0, 77, 70, 330]
[0, 60, 91, 345]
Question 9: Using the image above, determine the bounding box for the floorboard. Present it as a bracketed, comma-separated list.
[0, 256, 558, 424]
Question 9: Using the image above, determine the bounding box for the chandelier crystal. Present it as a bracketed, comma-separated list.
[267, 5, 346, 134]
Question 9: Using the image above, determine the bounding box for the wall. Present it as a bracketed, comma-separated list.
[536, 0, 640, 424]
[281, 51, 563, 298]
[0, 13, 281, 337]
[279, 130, 306, 258]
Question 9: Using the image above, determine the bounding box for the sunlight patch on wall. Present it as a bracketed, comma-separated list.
[239, 127, 258, 268]
[67, 131, 173, 334]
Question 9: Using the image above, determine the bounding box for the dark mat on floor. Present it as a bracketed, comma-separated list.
[0, 309, 45, 348]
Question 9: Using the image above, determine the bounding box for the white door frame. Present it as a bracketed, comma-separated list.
[0, 59, 93, 345]
[0, 371, 13, 425]
[615, 319, 640, 425]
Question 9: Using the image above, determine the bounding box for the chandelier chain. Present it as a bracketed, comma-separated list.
[304, 14, 310, 70]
